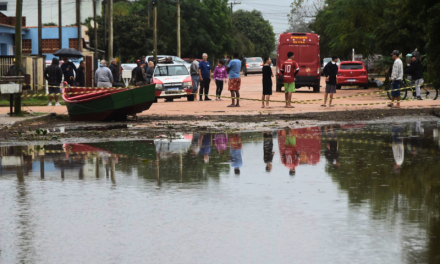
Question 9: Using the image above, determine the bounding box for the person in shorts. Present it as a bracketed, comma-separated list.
[322, 55, 339, 107]
[226, 52, 242, 107]
[44, 57, 63, 106]
[281, 52, 299, 108]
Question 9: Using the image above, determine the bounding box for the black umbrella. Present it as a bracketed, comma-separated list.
[53, 48, 85, 58]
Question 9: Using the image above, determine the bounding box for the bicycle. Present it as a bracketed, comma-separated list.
[385, 78, 438, 100]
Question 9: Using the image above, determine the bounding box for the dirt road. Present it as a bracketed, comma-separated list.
[1, 73, 439, 117]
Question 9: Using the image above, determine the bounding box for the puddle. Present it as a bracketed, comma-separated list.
[1, 121, 440, 263]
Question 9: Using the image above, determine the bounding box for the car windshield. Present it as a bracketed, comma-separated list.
[340, 63, 363, 70]
[154, 65, 189, 76]
[248, 57, 263, 62]
[173, 57, 185, 63]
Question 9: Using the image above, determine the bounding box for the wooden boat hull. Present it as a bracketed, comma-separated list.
[63, 84, 155, 121]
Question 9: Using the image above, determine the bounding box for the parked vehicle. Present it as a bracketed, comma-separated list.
[336, 61, 369, 89]
[121, 55, 191, 72]
[151, 61, 194, 102]
[276, 32, 321, 93]
[243, 57, 264, 76]
[321, 57, 340, 76]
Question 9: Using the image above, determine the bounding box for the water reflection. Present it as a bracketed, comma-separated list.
[1, 121, 440, 263]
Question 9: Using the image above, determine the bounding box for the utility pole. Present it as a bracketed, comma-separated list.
[103, 0, 107, 60]
[14, 0, 23, 115]
[108, 0, 113, 62]
[177, 0, 180, 58]
[58, 0, 62, 49]
[148, 1, 150, 28]
[76, 0, 81, 51]
[230, 1, 241, 17]
[153, 0, 157, 60]
[93, 0, 98, 87]
[38, 0, 42, 55]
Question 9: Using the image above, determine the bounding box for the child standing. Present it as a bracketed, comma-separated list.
[262, 57, 273, 108]
[213, 60, 228, 100]
[281, 52, 299, 108]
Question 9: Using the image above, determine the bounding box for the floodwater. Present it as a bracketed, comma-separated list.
[1, 121, 440, 264]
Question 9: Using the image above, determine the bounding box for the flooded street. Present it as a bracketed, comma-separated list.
[1, 121, 440, 264]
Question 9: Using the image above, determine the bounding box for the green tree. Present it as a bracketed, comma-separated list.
[233, 32, 255, 57]
[232, 10, 276, 57]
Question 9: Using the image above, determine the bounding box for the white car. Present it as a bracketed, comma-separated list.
[152, 62, 194, 102]
[121, 55, 191, 72]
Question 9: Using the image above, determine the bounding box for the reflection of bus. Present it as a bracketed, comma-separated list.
[278, 127, 322, 166]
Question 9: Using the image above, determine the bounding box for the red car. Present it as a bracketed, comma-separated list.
[336, 61, 368, 89]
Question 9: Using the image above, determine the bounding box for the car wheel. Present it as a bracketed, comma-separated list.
[363, 84, 369, 89]
[313, 85, 320, 93]
[336, 85, 342, 90]
[187, 95, 194, 101]
[153, 97, 158, 103]
[165, 98, 174, 102]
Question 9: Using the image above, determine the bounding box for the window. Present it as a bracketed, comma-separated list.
[340, 64, 363, 70]
[42, 39, 60, 53]
[154, 65, 188, 76]
[69, 39, 82, 51]
[0, 3, 7, 11]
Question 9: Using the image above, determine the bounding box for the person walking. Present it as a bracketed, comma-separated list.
[95, 60, 113, 88]
[75, 61, 86, 87]
[61, 57, 77, 86]
[189, 55, 200, 100]
[226, 52, 242, 107]
[262, 57, 273, 108]
[404, 55, 424, 100]
[109, 58, 122, 87]
[213, 59, 228, 100]
[198, 53, 212, 101]
[281, 52, 299, 108]
[321, 55, 339, 107]
[389, 50, 403, 108]
[44, 57, 63, 106]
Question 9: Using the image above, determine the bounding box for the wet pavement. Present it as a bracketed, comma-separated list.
[1, 121, 440, 264]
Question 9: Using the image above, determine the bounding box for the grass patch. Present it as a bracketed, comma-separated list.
[0, 95, 65, 107]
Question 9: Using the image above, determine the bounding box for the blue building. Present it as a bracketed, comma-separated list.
[0, 23, 26, 55]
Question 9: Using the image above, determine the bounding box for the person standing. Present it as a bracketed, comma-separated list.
[321, 56, 339, 107]
[60, 57, 77, 86]
[279, 129, 299, 176]
[75, 61, 86, 87]
[189, 55, 200, 100]
[134, 61, 147, 86]
[281, 52, 299, 108]
[44, 57, 63, 106]
[200, 133, 212, 163]
[389, 50, 403, 108]
[146, 61, 155, 84]
[213, 59, 228, 100]
[229, 133, 242, 175]
[215, 133, 228, 155]
[109, 58, 122, 87]
[198, 53, 212, 101]
[226, 52, 242, 107]
[95, 60, 113, 88]
[262, 57, 273, 108]
[404, 55, 424, 100]
[263, 131, 274, 172]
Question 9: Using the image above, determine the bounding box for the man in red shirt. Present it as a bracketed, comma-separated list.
[279, 129, 300, 175]
[280, 52, 299, 108]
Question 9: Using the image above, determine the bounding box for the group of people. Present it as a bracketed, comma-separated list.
[189, 52, 242, 107]
[131, 56, 155, 86]
[44, 57, 122, 106]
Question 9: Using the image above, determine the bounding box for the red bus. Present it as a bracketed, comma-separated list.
[276, 32, 321, 93]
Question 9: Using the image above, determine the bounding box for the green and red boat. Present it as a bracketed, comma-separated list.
[63, 84, 156, 121]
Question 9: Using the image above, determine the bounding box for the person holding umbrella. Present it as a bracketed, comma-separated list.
[61, 57, 77, 86]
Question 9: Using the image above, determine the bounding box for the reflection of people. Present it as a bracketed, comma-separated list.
[263, 132, 274, 172]
[191, 133, 201, 156]
[409, 121, 424, 157]
[392, 124, 404, 173]
[324, 126, 339, 168]
[229, 133, 242, 174]
[279, 129, 299, 175]
[215, 133, 228, 155]
[200, 133, 212, 163]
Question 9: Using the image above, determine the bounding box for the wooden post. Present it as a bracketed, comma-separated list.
[14, 0, 23, 115]
[76, 0, 81, 51]
[59, 0, 62, 49]
[153, 3, 157, 60]
[93, 0, 98, 86]
[177, 0, 181, 58]
[103, 0, 107, 60]
[38, 0, 42, 55]
[108, 0, 113, 63]
[40, 156, 45, 179]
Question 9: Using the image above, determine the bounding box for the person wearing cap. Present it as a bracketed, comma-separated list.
[404, 55, 424, 100]
[95, 60, 113, 88]
[389, 50, 403, 108]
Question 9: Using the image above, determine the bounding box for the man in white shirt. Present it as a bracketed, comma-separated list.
[389, 50, 403, 108]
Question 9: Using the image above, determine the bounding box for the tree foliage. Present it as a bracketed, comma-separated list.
[232, 10, 276, 57]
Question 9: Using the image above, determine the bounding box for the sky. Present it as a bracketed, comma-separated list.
[233, 0, 293, 34]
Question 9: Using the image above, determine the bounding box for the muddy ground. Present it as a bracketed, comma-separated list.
[1, 108, 439, 143]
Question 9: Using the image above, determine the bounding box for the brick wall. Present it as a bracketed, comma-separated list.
[42, 39, 60, 54]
